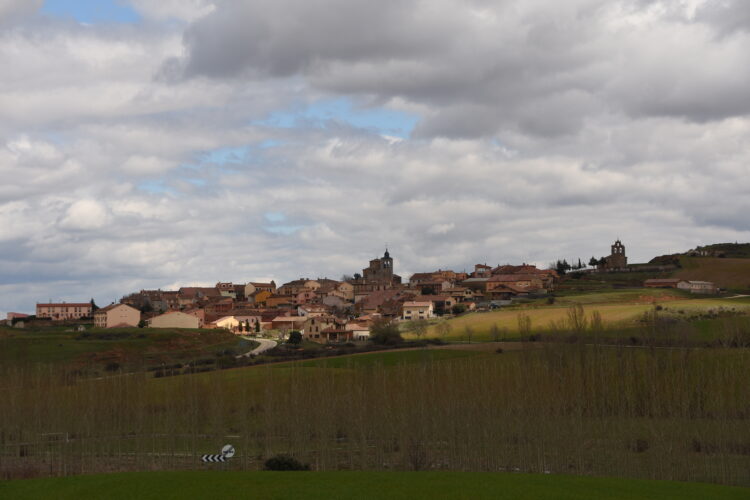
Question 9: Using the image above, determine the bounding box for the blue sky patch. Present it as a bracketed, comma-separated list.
[202, 146, 249, 165]
[43, 0, 141, 24]
[264, 212, 286, 223]
[137, 180, 170, 194]
[256, 97, 419, 138]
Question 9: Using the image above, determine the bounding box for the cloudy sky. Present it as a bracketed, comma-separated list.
[2, 0, 750, 315]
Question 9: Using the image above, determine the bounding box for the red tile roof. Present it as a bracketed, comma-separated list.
[36, 303, 91, 308]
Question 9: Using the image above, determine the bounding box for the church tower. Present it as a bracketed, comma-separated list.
[607, 240, 627, 269]
[382, 248, 393, 274]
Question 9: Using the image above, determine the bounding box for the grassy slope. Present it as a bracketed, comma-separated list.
[0, 326, 250, 369]
[420, 292, 750, 341]
[676, 257, 750, 291]
[157, 348, 487, 386]
[2, 471, 747, 500]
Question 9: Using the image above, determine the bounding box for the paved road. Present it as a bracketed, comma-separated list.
[236, 337, 278, 358]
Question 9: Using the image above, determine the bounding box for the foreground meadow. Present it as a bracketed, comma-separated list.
[2, 344, 749, 486]
[2, 471, 748, 500]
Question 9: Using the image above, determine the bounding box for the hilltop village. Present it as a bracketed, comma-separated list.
[22, 249, 558, 341]
[15, 241, 722, 342]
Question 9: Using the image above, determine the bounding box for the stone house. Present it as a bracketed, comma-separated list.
[94, 303, 141, 328]
[149, 311, 202, 329]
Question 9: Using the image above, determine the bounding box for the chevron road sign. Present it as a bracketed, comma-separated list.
[201, 444, 235, 463]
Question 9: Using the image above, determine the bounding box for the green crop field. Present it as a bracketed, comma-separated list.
[2, 471, 748, 500]
[2, 345, 749, 485]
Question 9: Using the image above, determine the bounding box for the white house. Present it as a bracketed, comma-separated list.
[402, 301, 434, 321]
[677, 280, 718, 294]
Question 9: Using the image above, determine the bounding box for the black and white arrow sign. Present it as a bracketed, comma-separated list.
[201, 444, 235, 463]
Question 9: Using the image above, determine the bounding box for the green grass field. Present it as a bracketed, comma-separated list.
[2, 471, 747, 500]
[0, 326, 253, 371]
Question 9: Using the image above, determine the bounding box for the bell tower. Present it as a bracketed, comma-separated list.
[611, 240, 625, 256]
[382, 248, 392, 271]
[607, 240, 627, 269]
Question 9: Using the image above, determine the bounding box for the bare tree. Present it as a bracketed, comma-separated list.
[436, 321, 452, 341]
[490, 323, 501, 342]
[464, 325, 474, 343]
[567, 303, 588, 334]
[517, 313, 532, 337]
[590, 310, 603, 332]
[410, 319, 429, 340]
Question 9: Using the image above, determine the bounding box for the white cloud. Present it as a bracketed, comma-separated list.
[2, 0, 750, 317]
[128, 0, 215, 22]
[60, 199, 110, 230]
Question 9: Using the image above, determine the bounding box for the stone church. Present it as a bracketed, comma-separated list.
[352, 249, 402, 293]
[599, 240, 628, 270]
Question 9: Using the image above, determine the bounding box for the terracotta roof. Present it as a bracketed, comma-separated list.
[403, 301, 432, 307]
[489, 274, 539, 282]
[492, 265, 557, 277]
[489, 283, 528, 293]
[96, 303, 134, 313]
[37, 303, 91, 308]
[416, 295, 451, 302]
[178, 287, 220, 298]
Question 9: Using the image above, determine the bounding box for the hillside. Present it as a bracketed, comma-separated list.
[689, 242, 750, 258]
[0, 325, 255, 373]
[675, 257, 750, 291]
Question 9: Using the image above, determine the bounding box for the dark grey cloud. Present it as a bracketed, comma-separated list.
[171, 0, 750, 138]
[0, 0, 42, 25]
[697, 0, 750, 36]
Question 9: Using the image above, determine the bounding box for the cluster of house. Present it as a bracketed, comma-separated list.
[643, 278, 719, 294]
[22, 250, 558, 343]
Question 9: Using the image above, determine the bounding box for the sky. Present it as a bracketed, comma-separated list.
[2, 0, 750, 315]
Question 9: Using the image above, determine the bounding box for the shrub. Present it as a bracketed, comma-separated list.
[370, 319, 403, 345]
[264, 455, 310, 471]
[287, 331, 302, 344]
[104, 362, 120, 372]
[451, 304, 466, 315]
